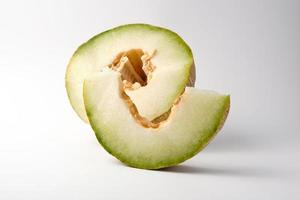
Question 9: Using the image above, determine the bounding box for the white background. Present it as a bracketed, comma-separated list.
[1, 0, 299, 199]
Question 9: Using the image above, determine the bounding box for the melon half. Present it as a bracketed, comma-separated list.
[66, 24, 195, 122]
[65, 24, 230, 169]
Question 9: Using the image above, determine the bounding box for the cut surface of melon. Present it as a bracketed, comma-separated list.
[83, 70, 230, 169]
[66, 24, 194, 122]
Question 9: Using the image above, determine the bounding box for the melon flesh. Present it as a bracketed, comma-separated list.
[66, 24, 194, 122]
[83, 70, 230, 169]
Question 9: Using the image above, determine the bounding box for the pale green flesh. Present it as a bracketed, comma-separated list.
[125, 66, 189, 120]
[66, 24, 193, 122]
[83, 70, 230, 169]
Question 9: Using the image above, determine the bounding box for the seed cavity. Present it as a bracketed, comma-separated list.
[110, 49, 156, 88]
[109, 49, 179, 128]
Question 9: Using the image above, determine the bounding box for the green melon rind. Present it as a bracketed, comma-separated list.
[65, 23, 194, 122]
[83, 74, 230, 169]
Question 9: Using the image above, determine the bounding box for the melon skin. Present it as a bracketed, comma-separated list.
[66, 24, 194, 122]
[83, 71, 230, 169]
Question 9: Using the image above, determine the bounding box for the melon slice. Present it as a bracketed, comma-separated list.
[83, 69, 230, 169]
[66, 24, 194, 122]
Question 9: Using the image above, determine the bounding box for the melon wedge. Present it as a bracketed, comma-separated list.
[83, 70, 230, 169]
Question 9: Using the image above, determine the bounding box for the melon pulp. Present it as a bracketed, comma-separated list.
[66, 24, 230, 169]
